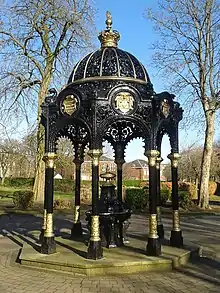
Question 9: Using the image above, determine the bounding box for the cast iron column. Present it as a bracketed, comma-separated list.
[71, 157, 83, 238]
[167, 153, 183, 247]
[114, 144, 125, 203]
[156, 157, 164, 239]
[41, 153, 57, 254]
[114, 143, 125, 245]
[87, 149, 103, 259]
[146, 150, 161, 256]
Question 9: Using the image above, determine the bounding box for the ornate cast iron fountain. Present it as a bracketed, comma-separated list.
[40, 11, 184, 259]
[86, 166, 131, 248]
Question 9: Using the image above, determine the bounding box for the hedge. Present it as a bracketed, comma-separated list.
[125, 188, 148, 210]
[4, 177, 34, 188]
[13, 190, 34, 209]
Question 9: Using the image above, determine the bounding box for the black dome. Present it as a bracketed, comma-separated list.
[68, 47, 150, 85]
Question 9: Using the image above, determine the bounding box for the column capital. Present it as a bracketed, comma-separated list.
[156, 157, 163, 170]
[88, 149, 103, 158]
[43, 152, 57, 168]
[145, 150, 159, 167]
[88, 149, 103, 166]
[167, 153, 181, 168]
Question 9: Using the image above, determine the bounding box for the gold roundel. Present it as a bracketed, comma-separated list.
[62, 95, 78, 116]
[114, 92, 134, 114]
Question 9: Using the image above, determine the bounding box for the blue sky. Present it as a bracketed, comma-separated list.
[94, 0, 204, 162]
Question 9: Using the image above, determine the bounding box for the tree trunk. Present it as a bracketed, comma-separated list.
[33, 62, 53, 202]
[199, 111, 215, 209]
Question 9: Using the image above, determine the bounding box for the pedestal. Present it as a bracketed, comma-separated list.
[170, 230, 183, 248]
[157, 224, 164, 239]
[41, 236, 56, 254]
[87, 240, 103, 260]
[71, 222, 83, 239]
[146, 237, 161, 256]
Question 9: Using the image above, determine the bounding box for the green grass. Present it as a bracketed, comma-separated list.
[210, 195, 220, 202]
[54, 191, 73, 199]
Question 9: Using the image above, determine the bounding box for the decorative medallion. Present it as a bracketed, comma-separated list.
[62, 95, 78, 116]
[114, 92, 134, 114]
[161, 99, 170, 118]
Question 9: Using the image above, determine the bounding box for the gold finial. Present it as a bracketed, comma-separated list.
[98, 11, 120, 48]
[106, 11, 112, 30]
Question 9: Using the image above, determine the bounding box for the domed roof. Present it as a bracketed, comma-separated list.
[68, 12, 150, 86]
[68, 48, 149, 84]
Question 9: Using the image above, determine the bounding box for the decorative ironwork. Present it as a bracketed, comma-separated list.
[42, 209, 47, 230]
[114, 92, 134, 114]
[44, 213, 54, 237]
[156, 206, 162, 226]
[172, 210, 180, 231]
[145, 150, 159, 167]
[161, 99, 170, 118]
[90, 215, 101, 241]
[98, 11, 120, 48]
[73, 205, 80, 224]
[168, 153, 181, 168]
[43, 153, 57, 169]
[88, 149, 103, 166]
[62, 95, 78, 116]
[40, 12, 184, 258]
[149, 214, 158, 238]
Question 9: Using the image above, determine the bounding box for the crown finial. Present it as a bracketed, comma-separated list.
[98, 11, 120, 48]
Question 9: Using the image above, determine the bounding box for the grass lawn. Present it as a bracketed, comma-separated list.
[0, 185, 73, 200]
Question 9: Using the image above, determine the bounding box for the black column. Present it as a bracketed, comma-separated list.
[146, 150, 161, 256]
[87, 149, 103, 260]
[39, 170, 48, 243]
[71, 159, 83, 238]
[168, 153, 183, 247]
[114, 143, 125, 245]
[156, 157, 164, 239]
[41, 153, 57, 254]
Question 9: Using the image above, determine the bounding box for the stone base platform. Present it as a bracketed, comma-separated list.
[19, 237, 198, 276]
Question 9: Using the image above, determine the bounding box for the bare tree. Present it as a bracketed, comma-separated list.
[0, 139, 20, 185]
[147, 0, 220, 208]
[0, 0, 95, 201]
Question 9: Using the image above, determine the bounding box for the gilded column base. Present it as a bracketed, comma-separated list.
[71, 222, 83, 239]
[38, 228, 45, 244]
[170, 230, 183, 248]
[41, 236, 56, 254]
[146, 237, 161, 256]
[87, 240, 103, 260]
[157, 224, 164, 239]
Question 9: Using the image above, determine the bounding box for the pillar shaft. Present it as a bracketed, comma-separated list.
[116, 164, 123, 202]
[41, 152, 57, 254]
[145, 150, 161, 256]
[168, 153, 183, 247]
[156, 157, 164, 239]
[87, 149, 103, 260]
[71, 160, 83, 238]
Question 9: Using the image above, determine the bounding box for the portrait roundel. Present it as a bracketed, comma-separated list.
[112, 91, 136, 114]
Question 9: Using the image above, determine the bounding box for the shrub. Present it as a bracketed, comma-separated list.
[178, 182, 197, 200]
[125, 188, 148, 210]
[209, 181, 217, 196]
[160, 189, 170, 205]
[161, 181, 172, 191]
[13, 190, 34, 209]
[123, 180, 142, 187]
[53, 199, 72, 209]
[179, 191, 192, 209]
[4, 178, 34, 188]
[54, 179, 75, 193]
